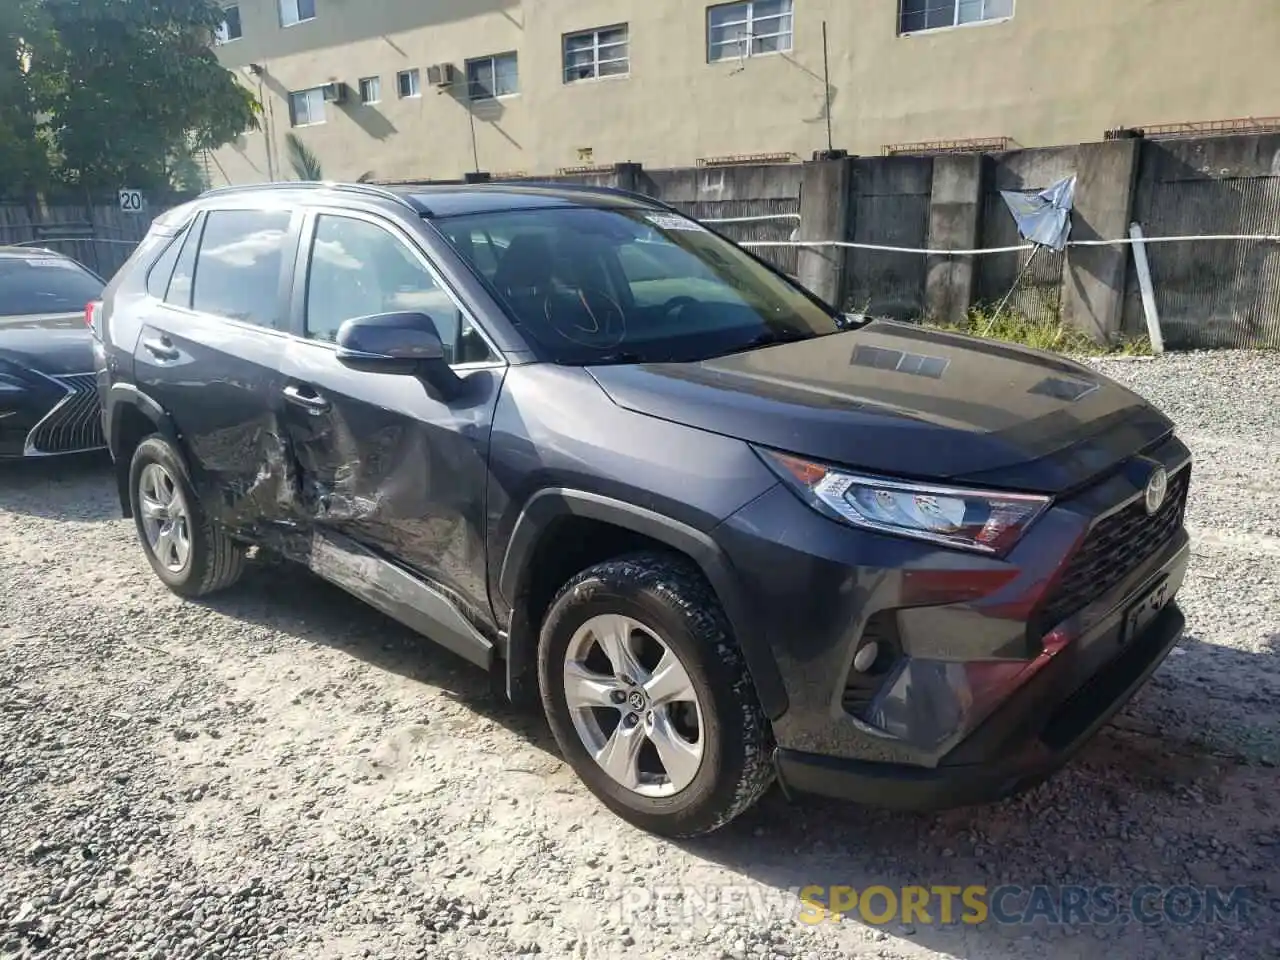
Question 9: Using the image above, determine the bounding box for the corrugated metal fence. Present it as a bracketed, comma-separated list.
[1132, 175, 1280, 348]
[669, 197, 802, 278]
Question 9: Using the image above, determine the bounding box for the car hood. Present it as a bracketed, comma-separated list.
[586, 321, 1173, 495]
[0, 312, 94, 376]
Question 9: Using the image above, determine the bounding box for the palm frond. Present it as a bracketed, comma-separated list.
[285, 133, 323, 181]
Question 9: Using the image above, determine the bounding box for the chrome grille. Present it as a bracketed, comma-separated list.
[25, 373, 105, 455]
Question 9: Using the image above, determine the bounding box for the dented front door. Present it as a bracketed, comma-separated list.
[275, 210, 507, 623]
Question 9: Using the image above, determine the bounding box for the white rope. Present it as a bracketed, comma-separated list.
[738, 233, 1280, 254]
[10, 237, 140, 246]
[700, 213, 801, 225]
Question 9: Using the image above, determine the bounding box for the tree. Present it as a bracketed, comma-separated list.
[286, 133, 323, 181]
[26, 0, 259, 191]
[285, 134, 377, 183]
[0, 0, 51, 194]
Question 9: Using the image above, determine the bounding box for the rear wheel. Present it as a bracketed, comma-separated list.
[538, 552, 774, 837]
[129, 435, 245, 597]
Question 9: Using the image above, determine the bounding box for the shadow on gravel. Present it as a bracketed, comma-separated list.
[0, 451, 116, 521]
[193, 555, 560, 755]
[677, 704, 1279, 960]
[191, 553, 1280, 959]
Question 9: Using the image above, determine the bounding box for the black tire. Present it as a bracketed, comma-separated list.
[538, 551, 775, 837]
[129, 434, 245, 598]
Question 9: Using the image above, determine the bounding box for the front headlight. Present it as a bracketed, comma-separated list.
[756, 447, 1051, 555]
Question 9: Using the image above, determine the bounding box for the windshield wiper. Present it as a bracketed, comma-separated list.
[734, 328, 813, 352]
[589, 350, 649, 365]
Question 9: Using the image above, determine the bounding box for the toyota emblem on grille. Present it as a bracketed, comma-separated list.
[1144, 466, 1168, 516]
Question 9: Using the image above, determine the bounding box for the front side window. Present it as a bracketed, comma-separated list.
[437, 205, 839, 364]
[289, 87, 325, 126]
[0, 256, 103, 316]
[304, 215, 494, 364]
[191, 209, 292, 330]
[564, 25, 630, 83]
[216, 4, 242, 43]
[708, 0, 793, 62]
[899, 0, 1013, 34]
[397, 69, 420, 99]
[466, 53, 519, 101]
[279, 0, 316, 27]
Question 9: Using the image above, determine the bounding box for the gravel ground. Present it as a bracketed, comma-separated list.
[2, 349, 1278, 960]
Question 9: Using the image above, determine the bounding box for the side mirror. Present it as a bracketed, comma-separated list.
[335, 311, 462, 396]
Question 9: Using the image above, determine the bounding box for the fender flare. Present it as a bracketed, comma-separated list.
[498, 488, 789, 720]
[104, 383, 184, 516]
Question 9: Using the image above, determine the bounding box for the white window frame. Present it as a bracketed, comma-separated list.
[466, 52, 519, 101]
[288, 87, 326, 127]
[563, 24, 630, 84]
[215, 4, 242, 44]
[707, 0, 793, 63]
[898, 0, 1014, 35]
[279, 0, 316, 28]
[359, 76, 381, 104]
[396, 69, 420, 99]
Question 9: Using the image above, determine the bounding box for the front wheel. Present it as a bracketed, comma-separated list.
[537, 552, 774, 837]
[129, 435, 245, 598]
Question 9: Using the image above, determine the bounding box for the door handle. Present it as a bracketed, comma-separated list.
[142, 338, 179, 361]
[282, 384, 331, 414]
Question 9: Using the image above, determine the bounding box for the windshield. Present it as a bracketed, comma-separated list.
[0, 256, 104, 317]
[433, 205, 840, 363]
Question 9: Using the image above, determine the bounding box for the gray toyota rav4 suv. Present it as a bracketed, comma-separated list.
[92, 181, 1191, 837]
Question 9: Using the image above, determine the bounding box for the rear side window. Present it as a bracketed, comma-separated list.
[146, 228, 188, 298]
[0, 256, 104, 316]
[191, 209, 293, 329]
[165, 221, 203, 308]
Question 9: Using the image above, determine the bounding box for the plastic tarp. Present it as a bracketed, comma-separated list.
[999, 175, 1077, 252]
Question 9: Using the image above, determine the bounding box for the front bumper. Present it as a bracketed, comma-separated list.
[0, 372, 105, 458]
[713, 434, 1192, 805]
[775, 600, 1184, 809]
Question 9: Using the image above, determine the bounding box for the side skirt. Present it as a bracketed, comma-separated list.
[307, 527, 494, 670]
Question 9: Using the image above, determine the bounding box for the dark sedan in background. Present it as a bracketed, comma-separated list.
[0, 247, 107, 459]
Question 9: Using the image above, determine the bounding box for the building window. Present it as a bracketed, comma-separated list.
[288, 87, 326, 126]
[215, 4, 242, 43]
[397, 69, 420, 99]
[899, 0, 1013, 34]
[359, 76, 381, 104]
[707, 0, 792, 62]
[466, 53, 519, 101]
[279, 0, 316, 28]
[564, 24, 629, 83]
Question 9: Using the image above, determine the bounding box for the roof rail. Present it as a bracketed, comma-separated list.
[483, 179, 684, 216]
[197, 180, 427, 213]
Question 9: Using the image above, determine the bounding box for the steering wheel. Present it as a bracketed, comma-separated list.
[660, 295, 698, 320]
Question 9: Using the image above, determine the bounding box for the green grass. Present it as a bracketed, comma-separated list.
[923, 304, 1156, 358]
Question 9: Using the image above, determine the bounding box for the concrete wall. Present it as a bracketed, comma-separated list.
[209, 0, 1280, 186]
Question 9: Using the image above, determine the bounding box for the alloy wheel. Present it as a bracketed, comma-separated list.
[138, 462, 191, 574]
[562, 613, 705, 797]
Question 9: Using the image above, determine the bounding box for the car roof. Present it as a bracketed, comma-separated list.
[0, 246, 76, 261]
[196, 180, 664, 219]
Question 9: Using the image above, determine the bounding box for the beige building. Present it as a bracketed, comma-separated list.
[208, 0, 1279, 186]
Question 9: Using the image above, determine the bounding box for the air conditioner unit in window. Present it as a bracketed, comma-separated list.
[427, 63, 457, 88]
[321, 81, 349, 104]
